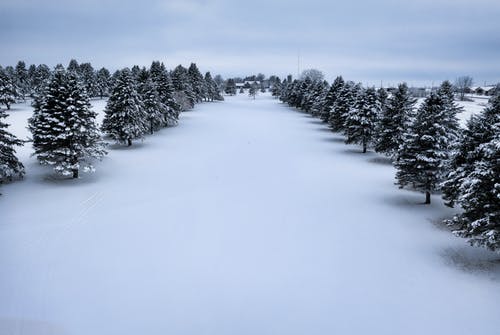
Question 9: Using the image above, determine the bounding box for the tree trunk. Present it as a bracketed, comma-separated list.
[150, 120, 154, 135]
[425, 191, 431, 204]
[127, 138, 132, 146]
[363, 142, 367, 153]
[72, 169, 79, 179]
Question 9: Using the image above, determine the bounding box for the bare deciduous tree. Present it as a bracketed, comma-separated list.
[455, 75, 473, 101]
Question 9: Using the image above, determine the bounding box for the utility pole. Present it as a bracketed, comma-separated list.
[297, 49, 301, 79]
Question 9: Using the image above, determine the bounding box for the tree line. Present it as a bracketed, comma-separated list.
[0, 60, 224, 182]
[274, 73, 500, 252]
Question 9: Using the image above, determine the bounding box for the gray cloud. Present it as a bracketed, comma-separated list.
[1, 0, 499, 85]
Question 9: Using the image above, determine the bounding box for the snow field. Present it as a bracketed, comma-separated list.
[0, 93, 499, 335]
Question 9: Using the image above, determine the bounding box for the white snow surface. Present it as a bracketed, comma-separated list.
[1, 93, 499, 335]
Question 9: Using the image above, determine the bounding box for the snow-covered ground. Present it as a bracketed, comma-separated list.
[1, 93, 499, 335]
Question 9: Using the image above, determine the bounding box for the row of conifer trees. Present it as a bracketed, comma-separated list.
[0, 60, 223, 182]
[274, 75, 500, 252]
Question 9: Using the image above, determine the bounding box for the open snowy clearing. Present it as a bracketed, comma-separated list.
[1, 93, 500, 334]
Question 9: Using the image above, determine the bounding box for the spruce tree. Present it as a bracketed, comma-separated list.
[150, 64, 179, 123]
[249, 83, 257, 99]
[437, 80, 462, 142]
[449, 132, 500, 251]
[0, 108, 24, 183]
[28, 69, 106, 178]
[188, 63, 205, 103]
[344, 87, 379, 153]
[15, 61, 29, 100]
[138, 78, 166, 134]
[96, 67, 111, 98]
[0, 68, 17, 110]
[310, 81, 330, 117]
[442, 94, 500, 207]
[395, 93, 448, 204]
[225, 79, 237, 95]
[172, 65, 195, 109]
[101, 69, 148, 146]
[79, 63, 98, 97]
[320, 76, 344, 122]
[375, 83, 417, 157]
[329, 81, 359, 132]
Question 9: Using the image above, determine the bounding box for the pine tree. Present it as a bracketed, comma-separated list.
[442, 94, 500, 207]
[28, 69, 106, 178]
[249, 83, 257, 99]
[172, 65, 195, 109]
[0, 108, 24, 183]
[310, 81, 330, 117]
[449, 132, 500, 251]
[150, 63, 179, 123]
[31, 64, 51, 96]
[0, 68, 17, 110]
[67, 59, 80, 75]
[204, 72, 223, 102]
[79, 63, 98, 97]
[329, 81, 359, 132]
[437, 80, 462, 142]
[395, 93, 449, 204]
[15, 61, 29, 100]
[225, 78, 237, 95]
[138, 78, 166, 134]
[101, 69, 148, 146]
[375, 83, 417, 157]
[188, 63, 204, 103]
[271, 76, 282, 97]
[96, 67, 111, 98]
[344, 87, 379, 153]
[320, 76, 344, 122]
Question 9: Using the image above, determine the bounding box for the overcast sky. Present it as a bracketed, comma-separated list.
[1, 0, 499, 86]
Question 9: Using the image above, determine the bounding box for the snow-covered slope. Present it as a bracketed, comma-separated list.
[1, 94, 499, 334]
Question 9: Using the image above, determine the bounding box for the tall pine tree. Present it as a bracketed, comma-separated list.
[374, 83, 416, 157]
[0, 108, 24, 183]
[395, 93, 448, 204]
[344, 87, 380, 153]
[29, 69, 106, 178]
[101, 69, 148, 146]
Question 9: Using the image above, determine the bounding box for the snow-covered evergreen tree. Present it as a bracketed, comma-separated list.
[31, 64, 51, 96]
[249, 83, 258, 99]
[172, 65, 195, 109]
[0, 68, 17, 110]
[0, 108, 24, 183]
[188, 63, 204, 103]
[344, 87, 379, 153]
[204, 72, 223, 102]
[310, 81, 330, 117]
[225, 79, 237, 95]
[320, 76, 344, 122]
[138, 78, 167, 134]
[437, 80, 462, 142]
[271, 77, 282, 97]
[28, 69, 106, 178]
[150, 62, 179, 121]
[96, 67, 111, 98]
[374, 83, 416, 157]
[442, 93, 500, 207]
[101, 68, 148, 146]
[329, 81, 359, 132]
[67, 59, 80, 75]
[79, 63, 98, 97]
[15, 61, 29, 99]
[448, 132, 500, 251]
[395, 93, 448, 204]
